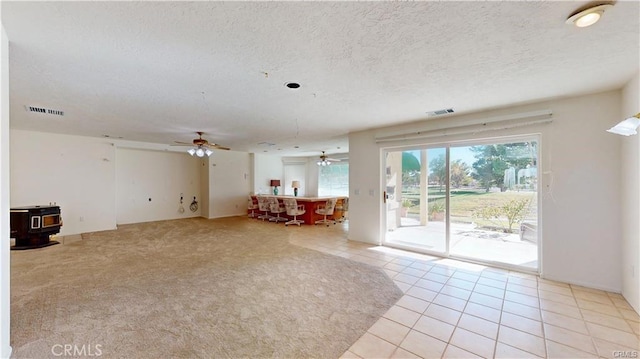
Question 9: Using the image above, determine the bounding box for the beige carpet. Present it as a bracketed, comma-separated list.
[10, 217, 402, 358]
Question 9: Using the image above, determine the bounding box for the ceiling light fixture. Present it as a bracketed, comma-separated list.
[566, 3, 613, 28]
[175, 132, 228, 157]
[607, 113, 640, 136]
[316, 151, 340, 166]
[187, 146, 213, 157]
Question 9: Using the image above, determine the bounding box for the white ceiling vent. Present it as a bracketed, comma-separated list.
[25, 105, 64, 116]
[427, 108, 454, 117]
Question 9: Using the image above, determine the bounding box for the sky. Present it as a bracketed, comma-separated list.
[406, 146, 477, 167]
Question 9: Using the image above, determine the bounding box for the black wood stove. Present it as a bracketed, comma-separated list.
[10, 205, 62, 250]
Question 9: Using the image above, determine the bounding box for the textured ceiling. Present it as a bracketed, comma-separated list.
[2, 1, 639, 156]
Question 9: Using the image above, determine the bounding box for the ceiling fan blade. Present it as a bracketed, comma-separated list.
[171, 133, 229, 150]
[206, 143, 231, 150]
[326, 158, 342, 162]
[172, 141, 195, 146]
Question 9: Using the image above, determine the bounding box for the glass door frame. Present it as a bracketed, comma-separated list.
[381, 134, 542, 274]
[381, 143, 452, 259]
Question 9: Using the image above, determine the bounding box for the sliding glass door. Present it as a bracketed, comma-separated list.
[448, 141, 539, 269]
[383, 137, 539, 271]
[384, 147, 448, 255]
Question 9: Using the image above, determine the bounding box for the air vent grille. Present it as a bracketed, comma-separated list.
[25, 105, 64, 116]
[427, 108, 454, 117]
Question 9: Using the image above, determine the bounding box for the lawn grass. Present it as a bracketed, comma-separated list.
[404, 188, 536, 231]
[449, 191, 534, 217]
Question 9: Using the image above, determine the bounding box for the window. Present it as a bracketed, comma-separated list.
[318, 161, 349, 196]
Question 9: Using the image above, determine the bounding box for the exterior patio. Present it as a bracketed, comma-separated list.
[385, 216, 538, 270]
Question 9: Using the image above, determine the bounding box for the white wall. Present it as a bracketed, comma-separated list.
[207, 150, 251, 218]
[10, 130, 117, 236]
[252, 153, 283, 195]
[200, 156, 210, 218]
[116, 148, 201, 224]
[251, 154, 323, 197]
[283, 157, 308, 196]
[621, 72, 640, 313]
[349, 90, 623, 292]
[1, 23, 12, 359]
[349, 130, 383, 244]
[306, 158, 320, 197]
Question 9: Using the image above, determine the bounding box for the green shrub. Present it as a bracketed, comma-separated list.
[428, 201, 445, 216]
[472, 198, 530, 232]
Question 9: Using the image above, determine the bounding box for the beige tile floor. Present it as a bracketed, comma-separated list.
[285, 221, 640, 359]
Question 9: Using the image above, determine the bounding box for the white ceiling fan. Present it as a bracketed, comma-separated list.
[317, 151, 341, 166]
[172, 131, 230, 157]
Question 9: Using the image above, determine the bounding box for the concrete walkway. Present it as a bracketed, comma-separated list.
[385, 217, 538, 270]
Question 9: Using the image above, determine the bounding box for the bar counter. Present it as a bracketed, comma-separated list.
[251, 195, 347, 225]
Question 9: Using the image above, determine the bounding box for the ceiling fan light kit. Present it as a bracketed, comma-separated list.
[316, 151, 340, 166]
[607, 113, 640, 136]
[172, 131, 230, 157]
[187, 147, 212, 157]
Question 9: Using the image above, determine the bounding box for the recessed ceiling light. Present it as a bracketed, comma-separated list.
[294, 146, 299, 148]
[566, 4, 613, 28]
[285, 82, 301, 89]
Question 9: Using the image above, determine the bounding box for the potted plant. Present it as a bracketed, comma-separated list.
[401, 199, 413, 217]
[428, 201, 445, 221]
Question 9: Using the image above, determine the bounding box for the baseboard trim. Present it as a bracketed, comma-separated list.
[540, 273, 621, 294]
[347, 237, 380, 245]
[1, 345, 12, 359]
[58, 234, 83, 245]
[204, 213, 248, 220]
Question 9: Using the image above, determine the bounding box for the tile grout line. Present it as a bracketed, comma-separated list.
[400, 263, 442, 359]
[536, 275, 549, 359]
[323, 229, 638, 358]
[490, 272, 508, 359]
[574, 283, 603, 357]
[438, 267, 478, 359]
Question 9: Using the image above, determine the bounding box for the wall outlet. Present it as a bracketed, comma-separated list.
[354, 189, 360, 195]
[79, 216, 84, 222]
[632, 265, 636, 278]
[369, 189, 375, 196]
